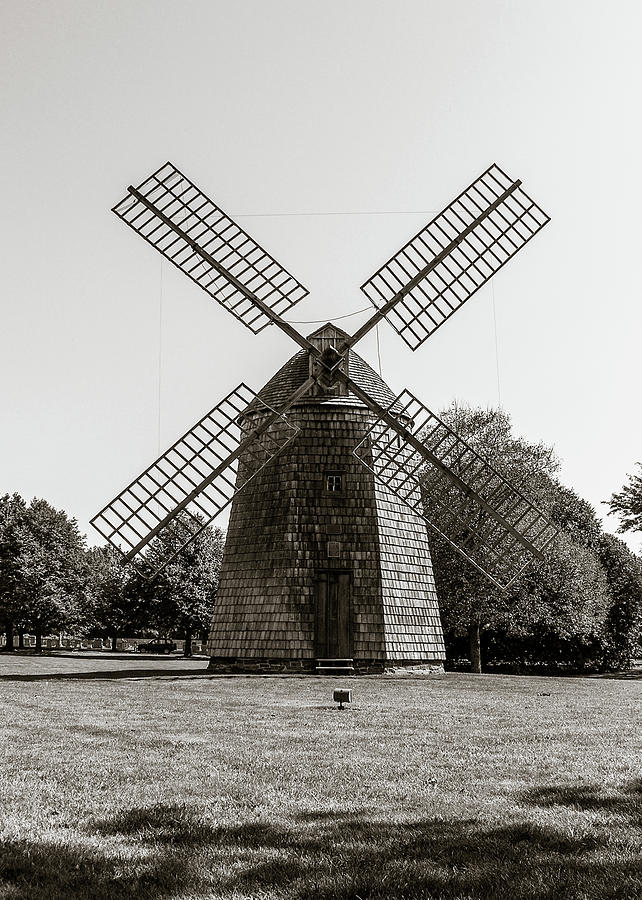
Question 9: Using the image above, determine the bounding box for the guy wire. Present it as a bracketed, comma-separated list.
[285, 304, 372, 324]
[158, 259, 163, 454]
[492, 281, 501, 408]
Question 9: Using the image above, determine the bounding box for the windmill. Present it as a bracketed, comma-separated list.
[92, 161, 557, 673]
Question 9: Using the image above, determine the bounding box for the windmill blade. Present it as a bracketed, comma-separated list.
[91, 382, 308, 576]
[358, 164, 549, 351]
[353, 389, 557, 590]
[113, 162, 309, 334]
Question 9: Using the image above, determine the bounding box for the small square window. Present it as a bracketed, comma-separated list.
[326, 474, 342, 492]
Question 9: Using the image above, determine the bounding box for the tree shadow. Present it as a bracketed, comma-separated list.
[0, 667, 210, 682]
[0, 667, 323, 683]
[520, 780, 642, 826]
[590, 669, 642, 680]
[97, 802, 223, 847]
[0, 833, 191, 900]
[2, 799, 640, 899]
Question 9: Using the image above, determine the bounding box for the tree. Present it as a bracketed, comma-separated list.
[608, 463, 642, 535]
[426, 405, 640, 673]
[504, 531, 613, 670]
[429, 540, 502, 673]
[0, 493, 28, 650]
[85, 545, 139, 649]
[13, 499, 89, 650]
[549, 481, 602, 551]
[427, 404, 560, 672]
[598, 533, 642, 669]
[127, 515, 225, 656]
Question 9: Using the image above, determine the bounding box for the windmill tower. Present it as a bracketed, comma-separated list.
[92, 162, 557, 674]
[207, 324, 444, 673]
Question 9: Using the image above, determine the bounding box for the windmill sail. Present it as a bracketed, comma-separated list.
[360, 164, 549, 351]
[91, 384, 300, 576]
[113, 162, 309, 333]
[353, 390, 557, 589]
[100, 159, 557, 592]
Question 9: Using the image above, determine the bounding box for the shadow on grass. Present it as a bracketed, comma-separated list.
[0, 834, 189, 900]
[0, 667, 210, 682]
[0, 668, 316, 683]
[591, 669, 642, 680]
[521, 780, 642, 826]
[2, 794, 641, 899]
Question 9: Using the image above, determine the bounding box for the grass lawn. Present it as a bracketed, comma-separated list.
[0, 653, 640, 899]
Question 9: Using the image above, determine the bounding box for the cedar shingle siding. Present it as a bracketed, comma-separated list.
[206, 326, 445, 672]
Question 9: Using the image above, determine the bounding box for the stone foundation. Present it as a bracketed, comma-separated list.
[207, 656, 445, 675]
[208, 656, 314, 675]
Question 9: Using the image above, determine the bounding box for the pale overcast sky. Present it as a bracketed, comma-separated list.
[2, 0, 641, 552]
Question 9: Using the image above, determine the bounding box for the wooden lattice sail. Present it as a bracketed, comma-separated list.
[94, 161, 556, 672]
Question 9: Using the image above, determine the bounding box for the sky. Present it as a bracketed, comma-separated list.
[1, 0, 641, 553]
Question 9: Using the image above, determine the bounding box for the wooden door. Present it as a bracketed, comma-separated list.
[315, 571, 351, 658]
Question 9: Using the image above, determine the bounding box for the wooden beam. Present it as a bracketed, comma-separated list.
[338, 179, 521, 353]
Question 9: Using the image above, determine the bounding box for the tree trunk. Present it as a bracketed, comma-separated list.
[184, 632, 192, 658]
[18, 629, 24, 649]
[4, 623, 14, 652]
[111, 635, 118, 652]
[468, 621, 482, 674]
[35, 631, 42, 653]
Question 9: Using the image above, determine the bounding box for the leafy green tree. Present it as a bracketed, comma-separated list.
[608, 463, 642, 536]
[127, 515, 225, 656]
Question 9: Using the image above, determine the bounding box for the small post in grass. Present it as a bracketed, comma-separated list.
[333, 689, 352, 711]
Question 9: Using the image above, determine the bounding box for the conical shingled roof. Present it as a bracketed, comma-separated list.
[255, 323, 399, 412]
